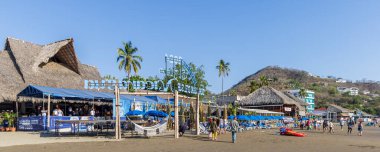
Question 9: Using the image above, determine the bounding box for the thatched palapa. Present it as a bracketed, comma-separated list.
[0, 37, 101, 103]
[238, 86, 305, 112]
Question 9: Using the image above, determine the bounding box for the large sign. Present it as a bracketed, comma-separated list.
[18, 116, 46, 131]
[84, 78, 204, 95]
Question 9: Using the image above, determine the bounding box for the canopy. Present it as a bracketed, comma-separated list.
[17, 85, 156, 103]
[238, 107, 284, 115]
[228, 115, 235, 120]
[237, 115, 250, 121]
[126, 110, 144, 116]
[145, 110, 168, 117]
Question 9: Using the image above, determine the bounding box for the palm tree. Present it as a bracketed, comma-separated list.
[117, 41, 143, 80]
[299, 88, 307, 98]
[216, 60, 230, 97]
[259, 76, 269, 86]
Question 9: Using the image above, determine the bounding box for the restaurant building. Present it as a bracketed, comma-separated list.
[238, 87, 307, 117]
[0, 37, 103, 114]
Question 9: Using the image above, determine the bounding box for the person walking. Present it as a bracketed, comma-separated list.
[306, 119, 311, 130]
[328, 121, 334, 134]
[339, 117, 344, 131]
[323, 119, 328, 133]
[230, 117, 239, 143]
[210, 118, 218, 141]
[358, 121, 363, 136]
[347, 118, 354, 135]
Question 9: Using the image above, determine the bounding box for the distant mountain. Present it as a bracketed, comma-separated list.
[226, 66, 380, 115]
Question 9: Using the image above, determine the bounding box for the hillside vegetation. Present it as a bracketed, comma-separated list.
[227, 66, 380, 115]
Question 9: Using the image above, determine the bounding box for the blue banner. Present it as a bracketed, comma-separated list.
[49, 116, 94, 132]
[18, 116, 46, 131]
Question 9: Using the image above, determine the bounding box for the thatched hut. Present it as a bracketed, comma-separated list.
[327, 104, 354, 121]
[238, 86, 306, 117]
[0, 37, 102, 113]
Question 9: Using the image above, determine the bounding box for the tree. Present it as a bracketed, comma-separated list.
[248, 76, 270, 93]
[259, 76, 269, 87]
[249, 80, 260, 93]
[102, 75, 117, 80]
[117, 41, 143, 79]
[299, 88, 307, 98]
[216, 60, 230, 97]
[228, 103, 237, 116]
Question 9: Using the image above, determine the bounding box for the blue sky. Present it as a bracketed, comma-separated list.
[1, 1, 380, 93]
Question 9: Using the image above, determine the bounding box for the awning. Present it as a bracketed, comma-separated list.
[17, 85, 156, 103]
[238, 107, 284, 115]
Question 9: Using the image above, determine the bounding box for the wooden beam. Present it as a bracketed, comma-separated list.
[47, 94, 51, 128]
[174, 91, 179, 139]
[195, 94, 200, 135]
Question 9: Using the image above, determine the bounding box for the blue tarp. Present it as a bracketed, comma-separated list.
[18, 85, 158, 103]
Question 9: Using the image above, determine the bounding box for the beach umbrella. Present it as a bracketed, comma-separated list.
[228, 115, 235, 120]
[145, 110, 169, 117]
[126, 110, 144, 116]
[249, 115, 257, 121]
[237, 115, 250, 121]
[256, 115, 264, 120]
[158, 111, 168, 117]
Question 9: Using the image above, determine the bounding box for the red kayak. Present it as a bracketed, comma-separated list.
[280, 127, 306, 137]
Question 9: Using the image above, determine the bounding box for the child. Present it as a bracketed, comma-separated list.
[328, 121, 334, 134]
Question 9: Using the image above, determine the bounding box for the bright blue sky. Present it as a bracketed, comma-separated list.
[1, 1, 380, 93]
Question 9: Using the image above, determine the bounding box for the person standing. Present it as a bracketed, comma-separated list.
[358, 121, 363, 136]
[339, 117, 344, 131]
[230, 117, 239, 143]
[328, 121, 334, 134]
[210, 118, 218, 141]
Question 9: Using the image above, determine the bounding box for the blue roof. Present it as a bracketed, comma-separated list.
[17, 85, 156, 103]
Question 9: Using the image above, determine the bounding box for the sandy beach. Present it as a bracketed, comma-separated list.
[1, 126, 379, 152]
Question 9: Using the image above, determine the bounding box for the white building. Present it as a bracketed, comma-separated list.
[337, 87, 359, 96]
[362, 90, 370, 95]
[336, 78, 347, 83]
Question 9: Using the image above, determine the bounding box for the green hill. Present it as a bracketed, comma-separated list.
[226, 66, 380, 116]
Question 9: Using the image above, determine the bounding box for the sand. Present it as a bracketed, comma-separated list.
[1, 126, 379, 152]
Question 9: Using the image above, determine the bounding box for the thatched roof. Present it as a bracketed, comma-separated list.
[0, 37, 101, 102]
[283, 92, 309, 106]
[327, 104, 353, 113]
[238, 87, 305, 111]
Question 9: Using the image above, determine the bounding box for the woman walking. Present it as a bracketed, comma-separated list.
[358, 121, 363, 136]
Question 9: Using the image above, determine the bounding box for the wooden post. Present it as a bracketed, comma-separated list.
[47, 94, 51, 128]
[174, 91, 179, 138]
[115, 85, 121, 140]
[195, 93, 200, 135]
